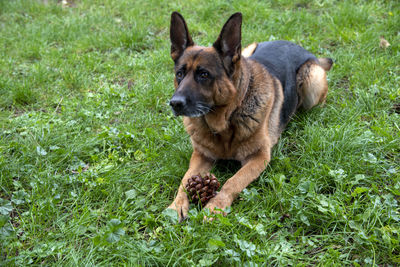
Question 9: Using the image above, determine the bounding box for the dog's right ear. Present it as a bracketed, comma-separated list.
[170, 12, 194, 62]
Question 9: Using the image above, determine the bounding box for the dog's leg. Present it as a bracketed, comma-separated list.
[167, 149, 213, 221]
[204, 149, 270, 214]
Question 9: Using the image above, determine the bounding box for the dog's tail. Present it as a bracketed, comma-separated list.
[318, 58, 333, 71]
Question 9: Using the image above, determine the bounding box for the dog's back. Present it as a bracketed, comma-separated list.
[248, 41, 332, 129]
[250, 41, 317, 128]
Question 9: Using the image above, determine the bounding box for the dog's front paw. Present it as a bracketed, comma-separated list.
[167, 195, 189, 222]
[203, 192, 232, 216]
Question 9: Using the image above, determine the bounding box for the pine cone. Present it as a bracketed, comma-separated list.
[185, 173, 220, 206]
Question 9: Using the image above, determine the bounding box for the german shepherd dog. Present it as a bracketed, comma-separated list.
[167, 12, 332, 220]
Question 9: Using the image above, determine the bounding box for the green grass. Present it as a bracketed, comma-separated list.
[0, 0, 399, 265]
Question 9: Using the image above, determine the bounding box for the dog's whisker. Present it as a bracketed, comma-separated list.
[189, 102, 213, 117]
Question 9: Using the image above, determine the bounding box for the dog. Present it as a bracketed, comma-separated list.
[167, 12, 332, 220]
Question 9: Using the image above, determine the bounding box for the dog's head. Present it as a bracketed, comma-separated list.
[169, 12, 242, 117]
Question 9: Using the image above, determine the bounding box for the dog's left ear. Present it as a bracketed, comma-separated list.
[213, 12, 242, 75]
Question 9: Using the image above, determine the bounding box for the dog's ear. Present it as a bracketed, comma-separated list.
[213, 12, 242, 75]
[170, 12, 194, 62]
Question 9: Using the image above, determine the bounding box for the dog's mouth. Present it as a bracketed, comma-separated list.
[170, 98, 213, 117]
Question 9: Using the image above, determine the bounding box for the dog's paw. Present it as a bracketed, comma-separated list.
[167, 196, 189, 222]
[203, 192, 231, 217]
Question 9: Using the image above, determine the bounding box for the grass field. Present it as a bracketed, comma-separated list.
[1, 0, 399, 265]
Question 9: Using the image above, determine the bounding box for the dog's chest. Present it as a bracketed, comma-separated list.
[196, 131, 242, 160]
[184, 116, 264, 161]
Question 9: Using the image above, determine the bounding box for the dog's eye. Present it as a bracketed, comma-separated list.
[176, 71, 184, 79]
[199, 71, 209, 79]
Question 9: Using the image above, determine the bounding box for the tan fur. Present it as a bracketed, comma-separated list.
[297, 60, 329, 110]
[241, 42, 258, 58]
[318, 57, 333, 71]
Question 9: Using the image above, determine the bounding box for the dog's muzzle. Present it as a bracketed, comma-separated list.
[169, 93, 212, 117]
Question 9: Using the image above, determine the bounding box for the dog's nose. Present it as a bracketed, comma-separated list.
[169, 95, 187, 112]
